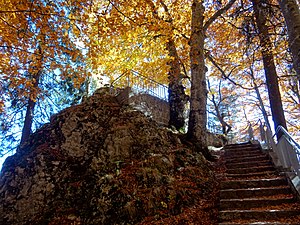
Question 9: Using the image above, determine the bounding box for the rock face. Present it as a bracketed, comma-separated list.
[0, 91, 218, 225]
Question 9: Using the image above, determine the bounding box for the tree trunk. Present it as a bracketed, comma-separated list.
[252, 0, 287, 139]
[20, 95, 36, 146]
[249, 67, 272, 129]
[20, 71, 41, 146]
[187, 0, 207, 146]
[146, 0, 189, 131]
[279, 0, 300, 86]
[253, 80, 272, 129]
[167, 39, 189, 130]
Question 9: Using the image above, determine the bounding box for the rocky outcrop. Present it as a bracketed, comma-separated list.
[0, 90, 218, 225]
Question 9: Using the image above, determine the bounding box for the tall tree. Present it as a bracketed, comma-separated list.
[248, 65, 272, 129]
[146, 0, 189, 130]
[20, 70, 42, 146]
[278, 0, 300, 85]
[4, 0, 299, 154]
[187, 0, 207, 145]
[251, 0, 287, 138]
[0, 0, 87, 153]
[187, 0, 236, 146]
[167, 38, 189, 130]
[85, 0, 236, 148]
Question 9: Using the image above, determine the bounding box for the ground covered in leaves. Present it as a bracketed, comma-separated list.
[0, 89, 219, 225]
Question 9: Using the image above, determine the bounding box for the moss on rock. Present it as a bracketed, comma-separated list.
[0, 91, 219, 225]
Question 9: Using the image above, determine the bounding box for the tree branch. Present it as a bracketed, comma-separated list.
[204, 0, 237, 32]
[206, 52, 255, 90]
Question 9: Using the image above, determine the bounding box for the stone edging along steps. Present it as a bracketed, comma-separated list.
[217, 142, 300, 225]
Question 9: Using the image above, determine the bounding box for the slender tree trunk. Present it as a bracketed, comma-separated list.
[146, 1, 188, 130]
[20, 97, 36, 145]
[252, 0, 287, 139]
[20, 71, 41, 146]
[216, 110, 232, 135]
[208, 79, 232, 135]
[278, 0, 300, 87]
[253, 81, 272, 129]
[167, 39, 189, 130]
[20, 44, 43, 146]
[249, 67, 272, 129]
[188, 0, 207, 146]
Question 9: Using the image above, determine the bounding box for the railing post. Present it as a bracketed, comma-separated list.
[259, 122, 266, 143]
[248, 122, 254, 141]
[127, 72, 130, 87]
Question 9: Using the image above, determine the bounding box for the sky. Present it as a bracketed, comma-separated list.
[0, 152, 13, 171]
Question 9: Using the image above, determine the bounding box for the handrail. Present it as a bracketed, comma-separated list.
[111, 69, 168, 89]
[110, 71, 128, 87]
[275, 125, 300, 152]
[252, 120, 300, 180]
[110, 69, 169, 101]
[130, 70, 168, 89]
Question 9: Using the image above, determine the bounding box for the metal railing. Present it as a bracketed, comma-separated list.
[110, 70, 169, 101]
[254, 121, 300, 177]
[274, 126, 300, 176]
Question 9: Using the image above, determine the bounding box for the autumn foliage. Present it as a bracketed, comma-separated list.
[1, 0, 300, 149]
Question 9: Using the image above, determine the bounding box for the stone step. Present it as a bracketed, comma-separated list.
[223, 152, 266, 160]
[224, 171, 278, 179]
[219, 209, 300, 221]
[225, 143, 251, 147]
[219, 221, 300, 225]
[225, 143, 259, 149]
[225, 160, 272, 169]
[221, 178, 288, 189]
[225, 155, 269, 164]
[224, 149, 263, 156]
[220, 197, 296, 210]
[224, 145, 261, 151]
[224, 153, 265, 160]
[220, 186, 291, 199]
[219, 143, 300, 225]
[224, 152, 266, 160]
[225, 150, 265, 156]
[226, 165, 275, 174]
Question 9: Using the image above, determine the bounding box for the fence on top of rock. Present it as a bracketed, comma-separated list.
[107, 70, 226, 146]
[110, 70, 170, 126]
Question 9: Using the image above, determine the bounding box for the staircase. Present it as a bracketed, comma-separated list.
[218, 142, 300, 224]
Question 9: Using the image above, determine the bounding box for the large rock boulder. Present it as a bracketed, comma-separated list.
[0, 91, 218, 225]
